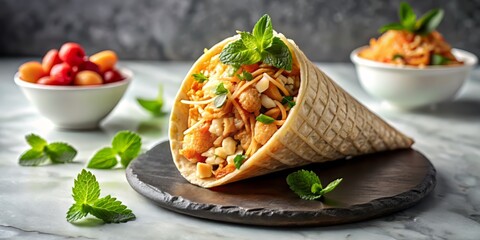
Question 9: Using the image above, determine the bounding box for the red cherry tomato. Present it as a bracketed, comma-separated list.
[103, 69, 124, 84]
[73, 60, 101, 75]
[42, 49, 62, 74]
[59, 42, 86, 67]
[50, 63, 74, 85]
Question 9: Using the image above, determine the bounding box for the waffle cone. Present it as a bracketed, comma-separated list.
[169, 34, 414, 188]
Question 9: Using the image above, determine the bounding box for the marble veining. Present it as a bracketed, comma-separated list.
[1, 59, 480, 239]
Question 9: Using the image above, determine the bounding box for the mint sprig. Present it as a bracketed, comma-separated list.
[67, 169, 135, 223]
[286, 170, 342, 200]
[379, 2, 444, 35]
[87, 131, 142, 169]
[233, 154, 246, 169]
[220, 14, 292, 70]
[137, 85, 165, 117]
[192, 73, 208, 83]
[19, 134, 77, 166]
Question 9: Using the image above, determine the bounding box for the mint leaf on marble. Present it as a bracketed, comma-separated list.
[19, 133, 77, 166]
[87, 147, 118, 169]
[67, 169, 135, 224]
[286, 170, 342, 201]
[44, 142, 77, 163]
[19, 149, 48, 166]
[111, 131, 142, 167]
[88, 195, 136, 223]
[25, 133, 47, 151]
[87, 131, 142, 169]
[136, 85, 165, 116]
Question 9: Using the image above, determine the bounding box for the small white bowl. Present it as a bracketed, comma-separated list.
[350, 47, 477, 110]
[15, 68, 132, 129]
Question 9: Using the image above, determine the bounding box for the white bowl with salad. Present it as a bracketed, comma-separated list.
[351, 2, 478, 110]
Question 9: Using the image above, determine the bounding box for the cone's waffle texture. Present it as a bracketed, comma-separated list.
[169, 34, 414, 188]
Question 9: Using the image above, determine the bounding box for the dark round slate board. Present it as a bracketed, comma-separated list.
[126, 141, 436, 227]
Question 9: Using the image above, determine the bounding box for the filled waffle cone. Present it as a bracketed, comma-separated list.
[169, 34, 414, 188]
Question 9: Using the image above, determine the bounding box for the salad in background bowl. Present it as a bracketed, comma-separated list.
[351, 2, 477, 110]
[15, 43, 132, 129]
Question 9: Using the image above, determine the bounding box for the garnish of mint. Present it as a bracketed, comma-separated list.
[136, 85, 165, 116]
[66, 169, 135, 224]
[87, 131, 142, 169]
[19, 134, 77, 166]
[379, 2, 444, 35]
[286, 170, 342, 200]
[192, 73, 208, 83]
[219, 14, 292, 70]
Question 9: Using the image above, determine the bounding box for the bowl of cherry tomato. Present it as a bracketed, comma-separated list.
[15, 42, 132, 129]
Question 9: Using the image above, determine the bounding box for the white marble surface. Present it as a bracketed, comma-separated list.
[1, 59, 480, 240]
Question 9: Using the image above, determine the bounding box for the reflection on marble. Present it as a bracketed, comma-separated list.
[1, 59, 480, 239]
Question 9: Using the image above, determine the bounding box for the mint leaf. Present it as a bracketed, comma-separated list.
[192, 73, 208, 83]
[220, 14, 292, 71]
[319, 178, 343, 195]
[214, 94, 227, 108]
[220, 40, 262, 66]
[87, 147, 118, 169]
[111, 131, 142, 167]
[67, 169, 135, 224]
[287, 170, 342, 201]
[19, 134, 77, 166]
[263, 37, 293, 70]
[311, 183, 323, 194]
[256, 114, 275, 124]
[286, 170, 322, 200]
[137, 99, 162, 115]
[136, 85, 164, 116]
[44, 142, 77, 163]
[19, 149, 48, 166]
[87, 195, 136, 223]
[399, 2, 416, 31]
[233, 155, 246, 169]
[215, 83, 228, 95]
[72, 169, 101, 204]
[66, 203, 88, 222]
[240, 32, 257, 50]
[252, 14, 274, 51]
[379, 22, 405, 33]
[415, 9, 444, 35]
[25, 134, 47, 151]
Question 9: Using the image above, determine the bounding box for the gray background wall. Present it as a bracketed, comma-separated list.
[1, 0, 479, 62]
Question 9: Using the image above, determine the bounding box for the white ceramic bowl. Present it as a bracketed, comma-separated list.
[350, 47, 477, 110]
[15, 68, 132, 129]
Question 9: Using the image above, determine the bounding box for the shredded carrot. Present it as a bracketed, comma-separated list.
[231, 74, 263, 99]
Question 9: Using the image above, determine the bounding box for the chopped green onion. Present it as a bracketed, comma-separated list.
[234, 155, 246, 169]
[281, 96, 296, 108]
[256, 114, 275, 124]
[192, 73, 208, 83]
[392, 54, 404, 60]
[431, 54, 450, 65]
